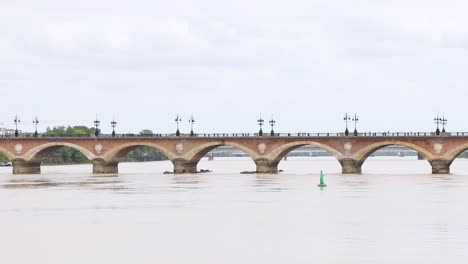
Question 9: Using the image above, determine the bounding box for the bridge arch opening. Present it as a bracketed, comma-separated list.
[41, 146, 91, 164]
[444, 147, 468, 174]
[24, 143, 95, 164]
[13, 143, 97, 174]
[359, 144, 432, 174]
[105, 143, 173, 173]
[186, 143, 257, 173]
[39, 146, 94, 174]
[269, 142, 343, 174]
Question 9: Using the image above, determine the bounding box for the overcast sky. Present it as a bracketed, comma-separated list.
[1, 0, 468, 134]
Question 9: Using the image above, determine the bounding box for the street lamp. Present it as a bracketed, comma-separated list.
[111, 119, 117, 137]
[33, 116, 39, 137]
[14, 115, 20, 137]
[175, 114, 182, 136]
[189, 115, 195, 137]
[269, 117, 276, 136]
[434, 116, 441, 136]
[257, 116, 264, 136]
[352, 114, 359, 136]
[343, 113, 350, 136]
[94, 116, 100, 137]
[441, 116, 447, 133]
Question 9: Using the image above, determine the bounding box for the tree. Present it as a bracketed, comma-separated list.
[0, 153, 8, 163]
[140, 129, 153, 135]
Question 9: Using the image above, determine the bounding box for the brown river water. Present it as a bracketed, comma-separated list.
[1, 157, 468, 264]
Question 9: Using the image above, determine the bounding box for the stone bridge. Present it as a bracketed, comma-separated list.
[1, 134, 468, 174]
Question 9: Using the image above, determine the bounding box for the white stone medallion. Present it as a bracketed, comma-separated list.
[94, 144, 103, 154]
[434, 143, 443, 154]
[14, 144, 23, 154]
[344, 143, 352, 151]
[175, 143, 184, 154]
[258, 143, 267, 154]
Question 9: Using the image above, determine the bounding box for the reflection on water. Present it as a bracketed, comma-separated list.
[171, 175, 202, 190]
[253, 175, 288, 192]
[0, 157, 468, 264]
[2, 178, 58, 189]
[1, 176, 123, 190]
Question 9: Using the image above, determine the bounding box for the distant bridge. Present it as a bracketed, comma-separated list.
[209, 145, 421, 158]
[1, 132, 468, 174]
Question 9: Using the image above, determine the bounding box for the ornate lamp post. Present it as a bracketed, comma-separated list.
[94, 117, 100, 137]
[111, 119, 117, 137]
[175, 114, 182, 136]
[257, 116, 264, 136]
[33, 116, 39, 137]
[434, 116, 441, 136]
[441, 116, 447, 133]
[269, 117, 276, 136]
[14, 115, 20, 137]
[343, 113, 350, 136]
[189, 115, 195, 137]
[352, 114, 359, 136]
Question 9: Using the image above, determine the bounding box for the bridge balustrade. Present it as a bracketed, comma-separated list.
[1, 131, 468, 139]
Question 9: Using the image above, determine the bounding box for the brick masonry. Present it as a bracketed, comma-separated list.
[1, 135, 467, 174]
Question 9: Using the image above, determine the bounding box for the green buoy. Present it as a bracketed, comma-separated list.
[317, 170, 327, 187]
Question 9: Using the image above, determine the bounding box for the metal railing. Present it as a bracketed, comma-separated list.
[1, 131, 468, 139]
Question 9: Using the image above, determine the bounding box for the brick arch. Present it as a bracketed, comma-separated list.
[267, 141, 345, 163]
[182, 141, 261, 163]
[102, 142, 177, 163]
[351, 141, 434, 166]
[22, 142, 97, 163]
[440, 142, 468, 164]
[0, 146, 16, 161]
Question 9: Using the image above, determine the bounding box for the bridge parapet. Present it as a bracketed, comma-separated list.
[3, 131, 468, 139]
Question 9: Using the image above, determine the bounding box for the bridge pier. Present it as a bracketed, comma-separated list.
[173, 160, 198, 174]
[340, 158, 362, 174]
[430, 159, 451, 174]
[255, 159, 278, 174]
[92, 159, 118, 174]
[12, 160, 41, 174]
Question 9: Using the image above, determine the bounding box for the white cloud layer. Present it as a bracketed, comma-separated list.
[1, 0, 468, 133]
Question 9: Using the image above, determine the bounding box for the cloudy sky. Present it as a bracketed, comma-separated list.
[1, 0, 468, 134]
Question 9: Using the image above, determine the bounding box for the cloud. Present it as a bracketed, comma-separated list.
[1, 0, 468, 133]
